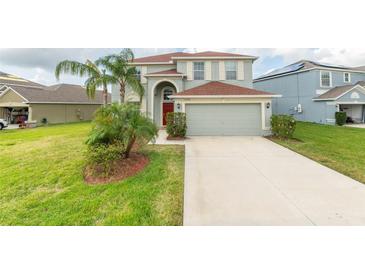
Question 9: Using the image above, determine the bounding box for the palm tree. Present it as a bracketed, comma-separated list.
[55, 59, 115, 106]
[95, 48, 143, 104]
[133, 82, 145, 106]
[87, 103, 158, 158]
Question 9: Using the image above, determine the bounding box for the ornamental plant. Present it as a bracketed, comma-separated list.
[166, 112, 187, 138]
[270, 114, 296, 139]
[86, 103, 158, 158]
[335, 111, 347, 126]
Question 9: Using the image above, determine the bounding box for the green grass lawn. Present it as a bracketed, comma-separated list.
[0, 123, 184, 225]
[270, 122, 365, 184]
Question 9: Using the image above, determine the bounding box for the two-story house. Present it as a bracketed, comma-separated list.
[112, 51, 279, 136]
[253, 60, 365, 124]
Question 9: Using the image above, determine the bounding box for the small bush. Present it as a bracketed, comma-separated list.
[41, 118, 48, 125]
[335, 111, 347, 126]
[86, 141, 124, 176]
[271, 114, 296, 139]
[166, 112, 187, 138]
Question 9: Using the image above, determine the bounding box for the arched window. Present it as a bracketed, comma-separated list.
[162, 86, 174, 102]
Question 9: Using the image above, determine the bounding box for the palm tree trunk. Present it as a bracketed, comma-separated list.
[120, 83, 125, 103]
[103, 88, 108, 106]
[125, 135, 136, 158]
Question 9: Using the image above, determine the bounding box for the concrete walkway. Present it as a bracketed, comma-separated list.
[183, 136, 365, 225]
[345, 124, 365, 129]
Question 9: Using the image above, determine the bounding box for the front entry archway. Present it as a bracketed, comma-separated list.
[151, 80, 178, 127]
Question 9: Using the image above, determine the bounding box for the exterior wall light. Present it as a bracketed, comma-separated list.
[266, 102, 271, 109]
[176, 103, 181, 111]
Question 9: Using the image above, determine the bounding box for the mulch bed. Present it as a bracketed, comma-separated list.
[84, 153, 149, 185]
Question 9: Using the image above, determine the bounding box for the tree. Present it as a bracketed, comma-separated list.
[86, 103, 158, 158]
[133, 82, 145, 106]
[95, 48, 143, 103]
[55, 59, 115, 106]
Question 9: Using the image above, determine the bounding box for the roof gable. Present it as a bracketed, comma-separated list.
[0, 88, 26, 104]
[314, 83, 365, 101]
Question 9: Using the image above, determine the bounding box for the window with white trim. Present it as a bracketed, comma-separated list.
[225, 61, 237, 80]
[193, 62, 205, 80]
[320, 71, 331, 87]
[343, 72, 351, 83]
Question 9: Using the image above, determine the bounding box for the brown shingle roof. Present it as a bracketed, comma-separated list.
[145, 69, 183, 75]
[132, 51, 256, 63]
[133, 52, 193, 63]
[173, 81, 276, 96]
[174, 51, 255, 58]
[6, 84, 109, 104]
[314, 81, 365, 100]
[0, 71, 45, 88]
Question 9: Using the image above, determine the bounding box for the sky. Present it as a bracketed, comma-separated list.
[1, 48, 365, 86]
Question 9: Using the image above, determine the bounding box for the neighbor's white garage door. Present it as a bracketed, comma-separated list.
[185, 103, 262, 136]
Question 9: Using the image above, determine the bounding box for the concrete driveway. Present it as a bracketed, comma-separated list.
[184, 136, 365, 225]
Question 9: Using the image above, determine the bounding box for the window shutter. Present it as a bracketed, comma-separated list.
[205, 61, 212, 80]
[219, 61, 225, 80]
[237, 61, 244, 80]
[141, 66, 147, 83]
[187, 61, 193, 80]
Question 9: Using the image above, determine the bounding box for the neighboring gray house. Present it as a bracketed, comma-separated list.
[253, 60, 365, 124]
[111, 51, 280, 136]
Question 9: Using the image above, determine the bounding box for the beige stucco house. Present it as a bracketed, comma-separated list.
[0, 72, 109, 125]
[112, 51, 280, 136]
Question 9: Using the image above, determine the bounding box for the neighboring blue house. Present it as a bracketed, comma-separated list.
[112, 51, 280, 136]
[253, 60, 365, 124]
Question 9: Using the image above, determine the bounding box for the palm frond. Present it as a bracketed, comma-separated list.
[55, 60, 94, 80]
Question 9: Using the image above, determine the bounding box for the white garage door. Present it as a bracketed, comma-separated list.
[185, 103, 262, 136]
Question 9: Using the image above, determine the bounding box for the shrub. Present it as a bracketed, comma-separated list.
[271, 114, 296, 139]
[86, 142, 124, 176]
[166, 112, 187, 138]
[335, 111, 347, 126]
[86, 103, 158, 158]
[41, 118, 48, 125]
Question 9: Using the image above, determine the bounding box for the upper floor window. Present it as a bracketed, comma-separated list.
[225, 61, 237, 80]
[344, 72, 351, 83]
[320, 71, 332, 87]
[193, 62, 205, 80]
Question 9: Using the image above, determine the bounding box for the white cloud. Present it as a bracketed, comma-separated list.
[313, 48, 365, 67]
[1, 48, 365, 86]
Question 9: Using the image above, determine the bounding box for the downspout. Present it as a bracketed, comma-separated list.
[296, 73, 300, 105]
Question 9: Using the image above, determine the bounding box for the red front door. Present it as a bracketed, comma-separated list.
[162, 103, 174, 126]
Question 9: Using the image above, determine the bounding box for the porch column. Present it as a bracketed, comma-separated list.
[28, 106, 33, 122]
